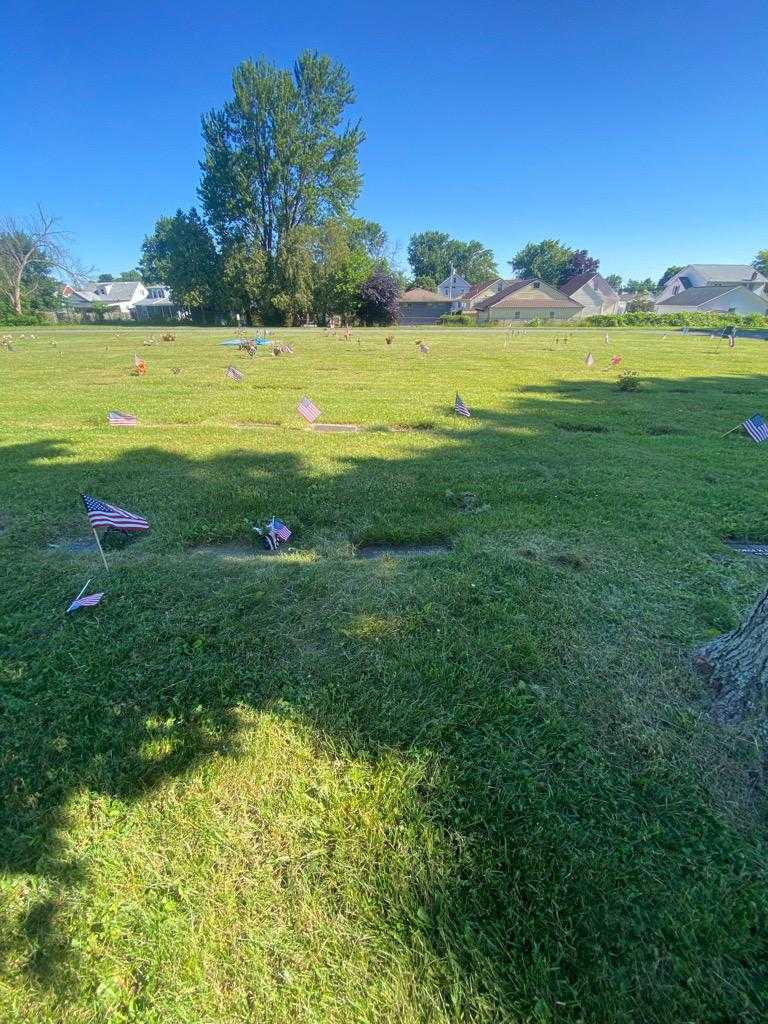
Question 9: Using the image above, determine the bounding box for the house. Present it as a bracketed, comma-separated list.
[397, 288, 453, 325]
[655, 285, 768, 316]
[63, 280, 149, 318]
[559, 272, 621, 316]
[474, 279, 583, 323]
[437, 269, 471, 300]
[655, 264, 767, 304]
[453, 278, 508, 312]
[132, 285, 183, 321]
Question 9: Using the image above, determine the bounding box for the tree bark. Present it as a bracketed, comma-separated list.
[694, 589, 768, 734]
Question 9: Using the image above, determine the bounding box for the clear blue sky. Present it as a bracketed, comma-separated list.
[3, 0, 766, 283]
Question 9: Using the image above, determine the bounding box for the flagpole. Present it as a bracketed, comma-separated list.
[720, 424, 742, 438]
[73, 578, 92, 603]
[91, 527, 110, 571]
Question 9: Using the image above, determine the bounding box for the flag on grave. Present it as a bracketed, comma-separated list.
[419, 343, 430, 354]
[298, 395, 321, 422]
[455, 393, 471, 417]
[585, 352, 595, 367]
[66, 588, 104, 613]
[225, 365, 244, 382]
[81, 494, 149, 531]
[270, 517, 292, 542]
[610, 355, 621, 366]
[133, 354, 147, 373]
[728, 335, 736, 349]
[743, 414, 768, 444]
[108, 410, 138, 426]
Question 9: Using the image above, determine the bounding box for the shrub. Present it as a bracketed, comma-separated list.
[161, 331, 176, 343]
[617, 370, 640, 391]
[438, 312, 476, 326]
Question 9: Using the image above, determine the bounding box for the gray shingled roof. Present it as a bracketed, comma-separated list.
[687, 264, 766, 283]
[72, 281, 143, 302]
[656, 285, 742, 306]
[474, 279, 581, 311]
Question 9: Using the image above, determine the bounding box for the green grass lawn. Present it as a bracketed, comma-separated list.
[1, 324, 768, 1023]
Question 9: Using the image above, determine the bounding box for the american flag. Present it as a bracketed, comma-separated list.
[81, 494, 149, 531]
[728, 335, 736, 349]
[226, 365, 243, 382]
[743, 414, 768, 443]
[108, 410, 138, 427]
[585, 352, 595, 367]
[455, 393, 471, 417]
[270, 517, 292, 542]
[67, 590, 104, 613]
[298, 395, 321, 422]
[133, 354, 147, 372]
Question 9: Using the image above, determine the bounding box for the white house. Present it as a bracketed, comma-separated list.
[437, 269, 471, 300]
[655, 264, 767, 304]
[655, 285, 768, 316]
[558, 272, 622, 316]
[63, 280, 149, 317]
[474, 279, 583, 323]
[132, 285, 182, 321]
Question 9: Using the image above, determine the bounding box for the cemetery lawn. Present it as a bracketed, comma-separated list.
[2, 324, 768, 1023]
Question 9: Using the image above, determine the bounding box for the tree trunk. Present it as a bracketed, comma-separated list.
[694, 589, 768, 734]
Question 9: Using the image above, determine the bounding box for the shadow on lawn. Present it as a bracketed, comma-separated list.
[2, 372, 768, 1017]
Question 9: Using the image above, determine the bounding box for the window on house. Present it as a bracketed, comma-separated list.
[728, 307, 736, 313]
[673, 285, 680, 295]
[514, 311, 520, 319]
[549, 311, 556, 317]
[532, 281, 540, 288]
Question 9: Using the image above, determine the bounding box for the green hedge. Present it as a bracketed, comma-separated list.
[0, 313, 50, 326]
[438, 312, 476, 326]
[581, 310, 768, 329]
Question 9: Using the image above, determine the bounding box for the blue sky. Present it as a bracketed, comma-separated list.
[3, 0, 766, 282]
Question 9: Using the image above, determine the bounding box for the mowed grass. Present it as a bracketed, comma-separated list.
[1, 324, 768, 1023]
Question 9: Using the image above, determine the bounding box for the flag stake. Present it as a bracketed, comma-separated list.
[91, 527, 109, 571]
[720, 424, 742, 438]
[73, 578, 92, 603]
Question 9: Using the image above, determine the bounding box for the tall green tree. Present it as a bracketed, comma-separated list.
[407, 231, 497, 285]
[625, 277, 656, 294]
[752, 251, 768, 277]
[508, 239, 573, 285]
[199, 51, 364, 322]
[140, 209, 221, 314]
[605, 274, 623, 291]
[0, 208, 79, 315]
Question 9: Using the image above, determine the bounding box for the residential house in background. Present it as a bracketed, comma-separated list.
[437, 269, 471, 300]
[655, 285, 768, 316]
[132, 285, 183, 321]
[397, 288, 453, 325]
[558, 272, 622, 317]
[63, 280, 149, 318]
[473, 279, 583, 323]
[453, 278, 508, 312]
[655, 264, 767, 304]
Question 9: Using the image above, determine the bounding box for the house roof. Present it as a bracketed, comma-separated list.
[398, 288, 453, 303]
[558, 271, 620, 299]
[684, 264, 767, 284]
[474, 279, 582, 311]
[656, 285, 752, 307]
[462, 278, 505, 303]
[70, 280, 143, 303]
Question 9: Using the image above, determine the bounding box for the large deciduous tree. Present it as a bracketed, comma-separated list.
[360, 269, 400, 325]
[198, 51, 364, 320]
[657, 265, 683, 290]
[140, 209, 221, 315]
[559, 249, 599, 284]
[508, 239, 573, 286]
[605, 274, 623, 291]
[0, 208, 80, 315]
[407, 231, 497, 285]
[752, 251, 768, 277]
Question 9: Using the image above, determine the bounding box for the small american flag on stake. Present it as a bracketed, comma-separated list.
[270, 517, 291, 542]
[225, 365, 243, 382]
[81, 494, 149, 531]
[455, 393, 471, 418]
[743, 414, 768, 443]
[298, 395, 321, 423]
[66, 579, 104, 613]
[108, 410, 138, 427]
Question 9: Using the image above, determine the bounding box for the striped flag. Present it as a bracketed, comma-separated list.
[743, 414, 768, 443]
[108, 410, 138, 427]
[455, 393, 471, 418]
[298, 395, 321, 422]
[585, 352, 595, 367]
[225, 365, 243, 382]
[728, 335, 736, 349]
[81, 493, 149, 531]
[66, 587, 104, 613]
[270, 517, 292, 542]
[133, 354, 147, 373]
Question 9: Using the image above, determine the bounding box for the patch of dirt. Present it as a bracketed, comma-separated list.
[356, 542, 451, 559]
[311, 423, 361, 433]
[232, 421, 281, 429]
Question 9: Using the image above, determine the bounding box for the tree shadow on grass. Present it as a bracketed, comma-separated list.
[2, 374, 768, 1019]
